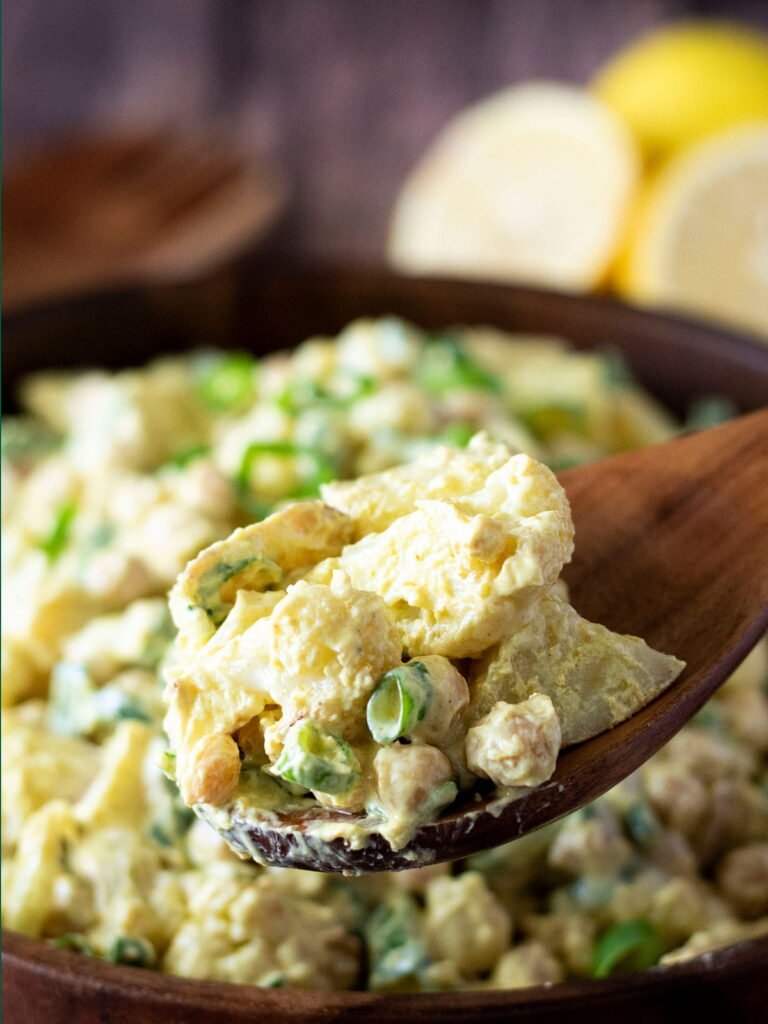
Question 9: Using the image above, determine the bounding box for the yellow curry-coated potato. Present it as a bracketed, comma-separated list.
[313, 450, 573, 658]
[320, 434, 511, 537]
[170, 501, 354, 649]
[469, 591, 685, 744]
[264, 574, 402, 750]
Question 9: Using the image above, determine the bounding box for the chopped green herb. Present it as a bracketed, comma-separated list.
[194, 352, 257, 412]
[38, 501, 77, 562]
[685, 396, 738, 433]
[107, 936, 156, 968]
[416, 334, 502, 395]
[592, 919, 662, 978]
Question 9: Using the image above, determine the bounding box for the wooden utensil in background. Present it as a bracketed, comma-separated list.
[3, 134, 286, 311]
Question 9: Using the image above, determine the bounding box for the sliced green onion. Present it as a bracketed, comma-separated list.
[276, 379, 326, 414]
[148, 822, 173, 848]
[158, 444, 211, 471]
[194, 352, 257, 412]
[49, 662, 94, 736]
[136, 611, 176, 670]
[601, 349, 634, 389]
[692, 703, 726, 734]
[277, 374, 375, 414]
[234, 440, 337, 511]
[38, 500, 77, 562]
[416, 334, 502, 395]
[438, 422, 476, 448]
[516, 402, 588, 442]
[624, 801, 662, 847]
[261, 972, 286, 988]
[50, 933, 94, 956]
[365, 895, 430, 990]
[1, 418, 61, 467]
[107, 936, 155, 968]
[591, 919, 662, 978]
[195, 554, 281, 625]
[569, 875, 614, 910]
[270, 720, 360, 796]
[546, 453, 588, 472]
[366, 662, 431, 744]
[685, 396, 737, 433]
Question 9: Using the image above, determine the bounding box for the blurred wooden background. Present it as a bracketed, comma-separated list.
[4, 0, 768, 263]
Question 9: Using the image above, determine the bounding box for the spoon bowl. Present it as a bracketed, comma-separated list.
[212, 409, 768, 872]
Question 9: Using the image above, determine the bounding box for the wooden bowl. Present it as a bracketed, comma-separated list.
[3, 266, 768, 1024]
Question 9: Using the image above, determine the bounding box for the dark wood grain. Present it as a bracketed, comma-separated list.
[5, 1, 768, 262]
[2, 928, 768, 1024]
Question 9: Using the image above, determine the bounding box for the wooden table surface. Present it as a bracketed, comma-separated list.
[4, 0, 768, 263]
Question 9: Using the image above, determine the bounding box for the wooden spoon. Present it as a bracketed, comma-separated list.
[209, 409, 768, 873]
[3, 133, 286, 311]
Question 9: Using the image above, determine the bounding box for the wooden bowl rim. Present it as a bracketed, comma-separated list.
[5, 930, 768, 1015]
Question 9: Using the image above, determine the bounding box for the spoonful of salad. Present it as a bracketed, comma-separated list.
[163, 409, 768, 873]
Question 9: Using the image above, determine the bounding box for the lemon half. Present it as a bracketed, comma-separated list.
[388, 83, 639, 292]
[593, 22, 768, 162]
[620, 125, 768, 339]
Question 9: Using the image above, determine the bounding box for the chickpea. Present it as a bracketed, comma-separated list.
[548, 806, 632, 876]
[490, 941, 564, 988]
[408, 655, 470, 747]
[183, 733, 241, 806]
[643, 763, 709, 838]
[425, 872, 511, 975]
[466, 695, 560, 788]
[373, 743, 454, 819]
[716, 844, 768, 918]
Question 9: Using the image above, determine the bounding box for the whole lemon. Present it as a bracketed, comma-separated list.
[593, 22, 768, 161]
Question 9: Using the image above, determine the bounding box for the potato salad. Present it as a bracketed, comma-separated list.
[3, 318, 766, 990]
[164, 437, 682, 855]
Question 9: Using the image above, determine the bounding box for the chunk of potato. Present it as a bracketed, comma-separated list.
[469, 592, 685, 744]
